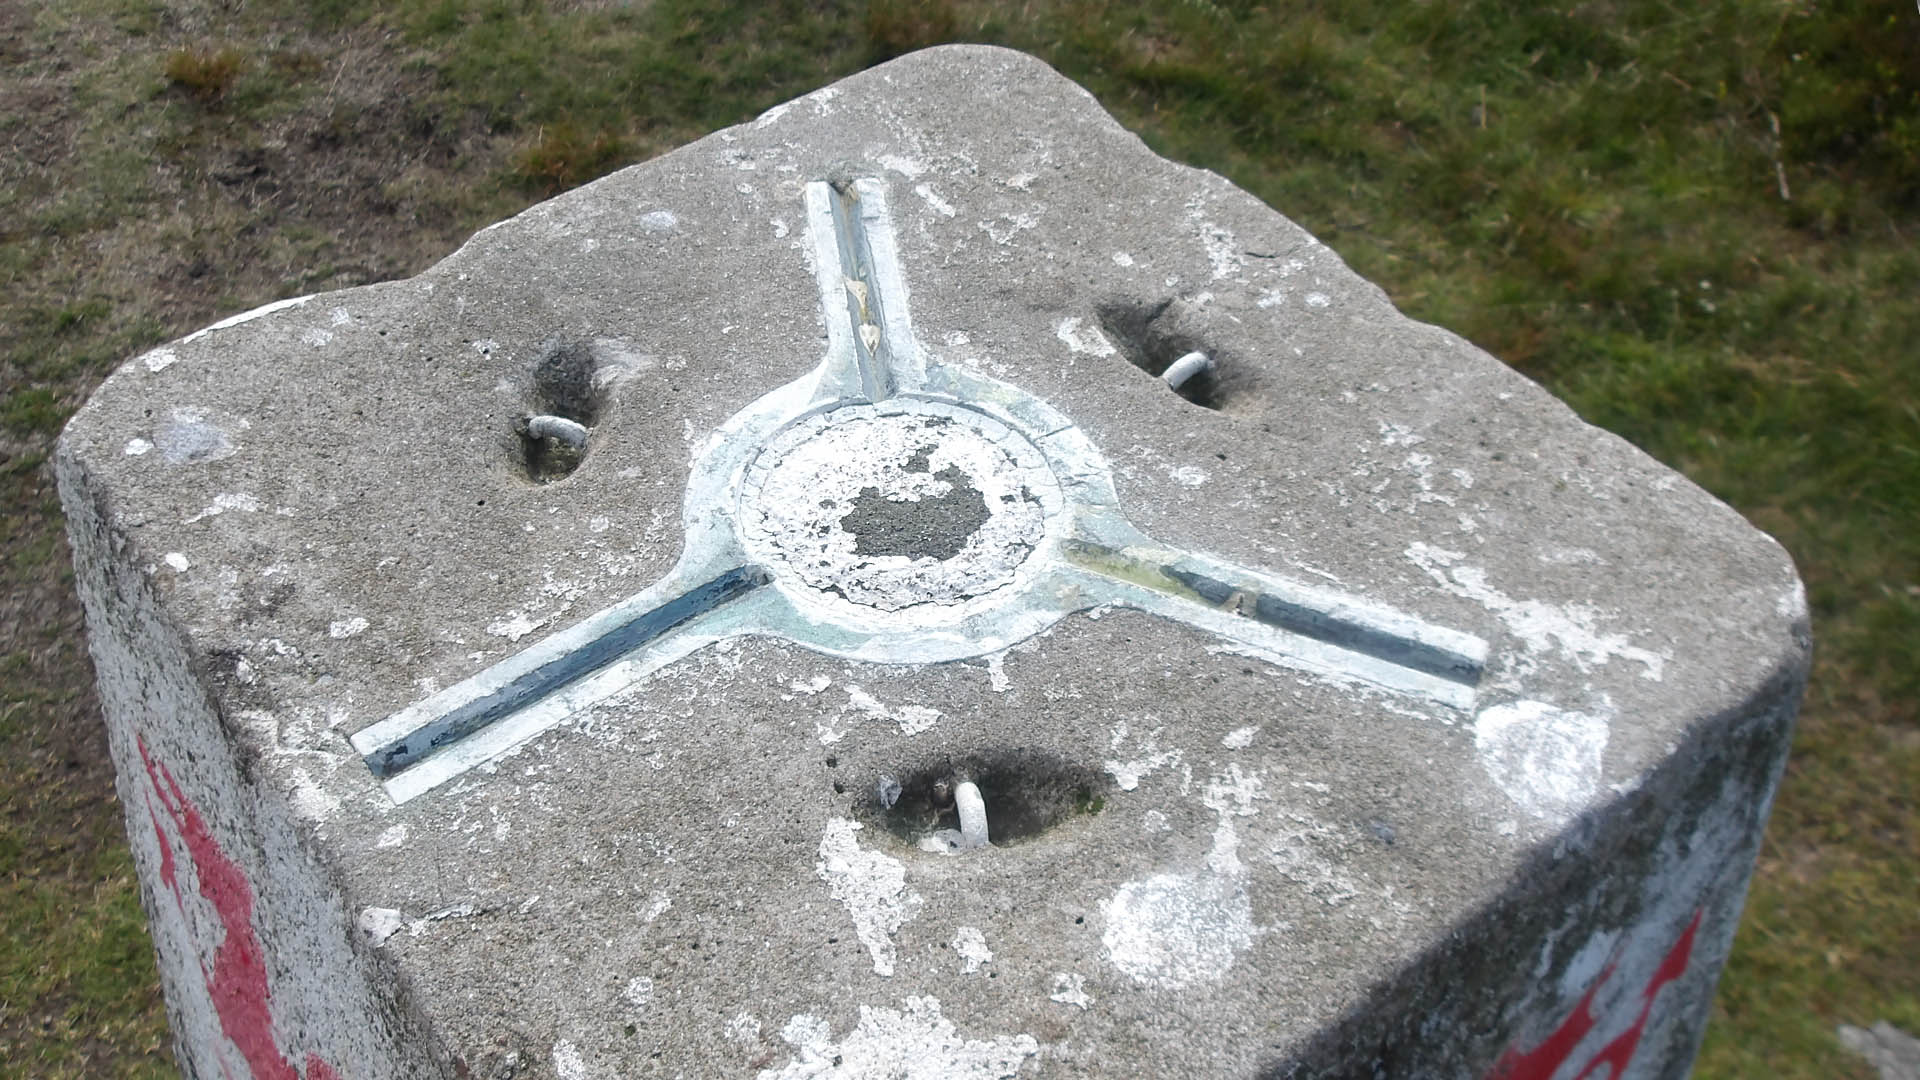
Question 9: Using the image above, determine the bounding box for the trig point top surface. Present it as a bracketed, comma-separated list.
[60, 46, 1807, 1080]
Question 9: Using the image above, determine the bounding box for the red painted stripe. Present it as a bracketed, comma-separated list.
[139, 738, 342, 1080]
[1487, 908, 1704, 1080]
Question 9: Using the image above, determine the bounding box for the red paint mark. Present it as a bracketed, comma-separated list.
[150, 805, 179, 893]
[1487, 909, 1703, 1080]
[1565, 911, 1702, 1080]
[1487, 980, 1604, 1080]
[139, 737, 340, 1080]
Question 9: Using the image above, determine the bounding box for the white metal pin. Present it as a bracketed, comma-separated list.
[1162, 350, 1213, 390]
[526, 414, 589, 448]
[954, 781, 990, 850]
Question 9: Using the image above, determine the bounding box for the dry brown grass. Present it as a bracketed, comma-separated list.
[162, 46, 245, 101]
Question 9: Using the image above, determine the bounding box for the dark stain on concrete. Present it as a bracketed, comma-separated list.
[841, 464, 990, 560]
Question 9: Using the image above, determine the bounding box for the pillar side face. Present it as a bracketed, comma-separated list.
[59, 45, 1807, 1080]
[56, 451, 450, 1080]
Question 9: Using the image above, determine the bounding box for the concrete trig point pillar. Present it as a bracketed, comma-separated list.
[59, 46, 1808, 1080]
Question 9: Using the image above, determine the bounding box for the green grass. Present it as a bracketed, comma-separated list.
[0, 0, 1913, 1076]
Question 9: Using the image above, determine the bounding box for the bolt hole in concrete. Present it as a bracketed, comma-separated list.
[871, 751, 1111, 853]
[1096, 298, 1234, 410]
[515, 337, 607, 482]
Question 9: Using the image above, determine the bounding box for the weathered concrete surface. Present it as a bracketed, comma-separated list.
[59, 45, 1807, 1080]
[1841, 1023, 1920, 1080]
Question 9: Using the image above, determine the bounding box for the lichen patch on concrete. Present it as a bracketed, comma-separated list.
[760, 997, 1038, 1080]
[844, 685, 941, 737]
[1103, 722, 1183, 792]
[551, 1039, 588, 1080]
[816, 818, 920, 977]
[1049, 973, 1093, 1009]
[1407, 543, 1667, 680]
[1054, 316, 1115, 357]
[1101, 872, 1253, 991]
[1473, 699, 1610, 824]
[950, 926, 993, 974]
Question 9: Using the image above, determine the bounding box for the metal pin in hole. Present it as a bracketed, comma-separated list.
[954, 781, 990, 850]
[1162, 350, 1213, 390]
[526, 414, 589, 449]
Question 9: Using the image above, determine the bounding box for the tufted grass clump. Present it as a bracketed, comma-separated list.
[162, 46, 245, 102]
[509, 122, 630, 196]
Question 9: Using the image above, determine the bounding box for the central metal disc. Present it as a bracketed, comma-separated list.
[737, 399, 1063, 611]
